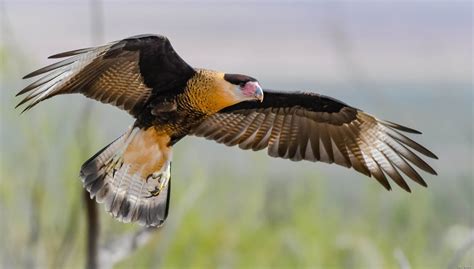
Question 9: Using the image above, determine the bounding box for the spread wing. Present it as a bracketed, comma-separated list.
[16, 34, 196, 116]
[191, 90, 438, 192]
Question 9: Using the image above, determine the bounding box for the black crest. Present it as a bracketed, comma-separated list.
[223, 73, 257, 86]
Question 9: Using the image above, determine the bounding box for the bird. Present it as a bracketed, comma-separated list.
[16, 34, 438, 227]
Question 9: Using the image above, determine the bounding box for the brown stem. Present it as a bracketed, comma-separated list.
[84, 190, 99, 269]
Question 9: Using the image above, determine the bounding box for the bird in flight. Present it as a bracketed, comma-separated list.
[17, 34, 438, 227]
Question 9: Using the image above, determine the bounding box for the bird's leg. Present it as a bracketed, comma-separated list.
[145, 172, 161, 183]
[145, 164, 171, 198]
[146, 186, 161, 198]
[104, 155, 123, 177]
[158, 172, 170, 193]
[103, 126, 136, 176]
[145, 173, 162, 197]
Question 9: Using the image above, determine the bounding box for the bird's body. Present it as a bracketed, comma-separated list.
[17, 34, 438, 227]
[136, 69, 246, 143]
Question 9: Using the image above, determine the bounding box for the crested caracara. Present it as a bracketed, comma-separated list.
[16, 34, 438, 227]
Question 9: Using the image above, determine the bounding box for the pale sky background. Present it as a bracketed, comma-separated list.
[2, 1, 472, 84]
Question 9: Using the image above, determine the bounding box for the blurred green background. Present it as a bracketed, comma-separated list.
[1, 1, 472, 268]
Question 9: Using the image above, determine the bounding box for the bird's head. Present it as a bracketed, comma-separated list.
[224, 73, 264, 102]
[185, 70, 264, 114]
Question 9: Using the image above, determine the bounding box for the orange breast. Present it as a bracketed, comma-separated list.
[123, 127, 171, 178]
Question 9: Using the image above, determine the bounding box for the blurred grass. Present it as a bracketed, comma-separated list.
[1, 34, 473, 269]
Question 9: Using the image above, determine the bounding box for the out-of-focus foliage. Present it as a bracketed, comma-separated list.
[0, 1, 472, 269]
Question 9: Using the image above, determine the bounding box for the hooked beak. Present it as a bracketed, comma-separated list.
[241, 81, 264, 102]
[254, 83, 264, 102]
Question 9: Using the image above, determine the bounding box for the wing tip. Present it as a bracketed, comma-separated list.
[428, 152, 439, 160]
[420, 149, 438, 160]
[14, 101, 24, 109]
[48, 52, 72, 59]
[47, 46, 96, 59]
[16, 84, 36, 96]
[380, 120, 422, 134]
[397, 180, 412, 193]
[382, 182, 392, 191]
[22, 72, 37, 79]
[19, 104, 34, 114]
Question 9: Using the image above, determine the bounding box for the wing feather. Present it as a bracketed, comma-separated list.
[191, 90, 438, 192]
[17, 34, 195, 117]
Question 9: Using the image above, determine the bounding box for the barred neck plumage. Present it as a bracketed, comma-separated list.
[178, 69, 244, 114]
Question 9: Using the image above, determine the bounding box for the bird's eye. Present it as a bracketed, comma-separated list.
[240, 80, 250, 87]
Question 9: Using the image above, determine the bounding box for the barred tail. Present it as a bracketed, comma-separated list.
[80, 126, 172, 227]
